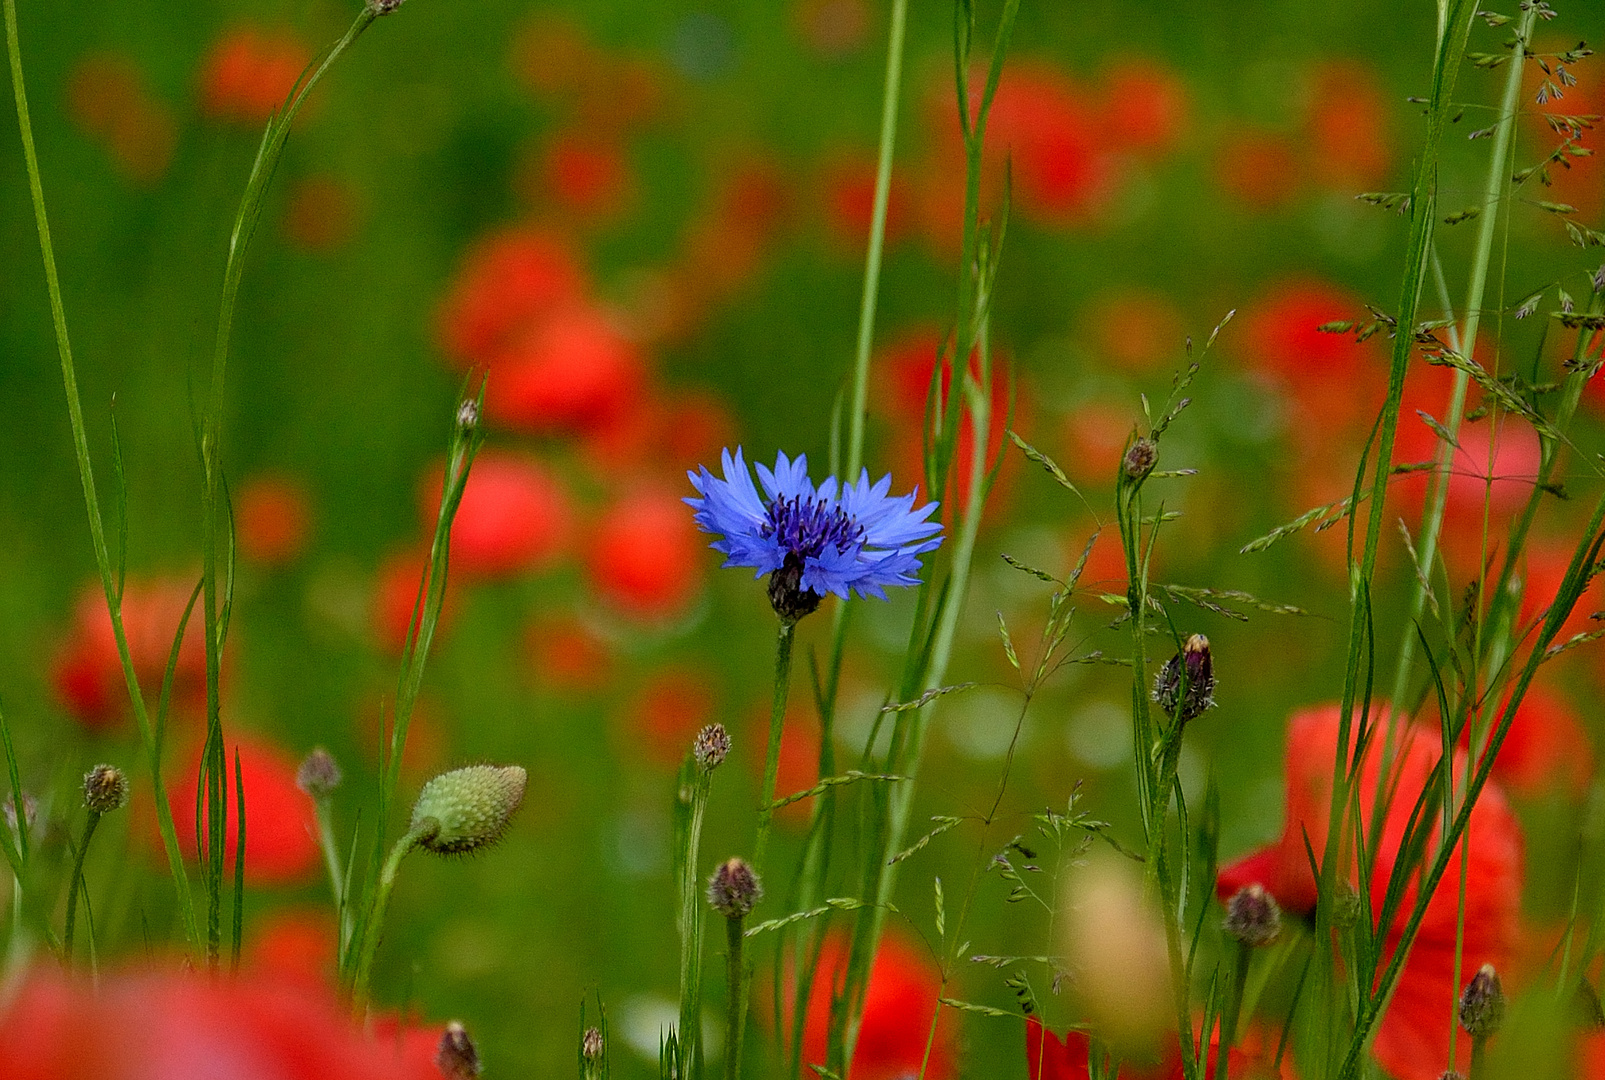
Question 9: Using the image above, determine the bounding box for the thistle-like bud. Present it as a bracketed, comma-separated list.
[410, 764, 528, 855]
[1438, 1072, 1465, 1080]
[707, 857, 762, 918]
[455, 398, 480, 432]
[582, 1026, 604, 1062]
[435, 1021, 482, 1079]
[295, 747, 343, 799]
[82, 764, 130, 814]
[693, 724, 730, 771]
[1458, 963, 1506, 1039]
[767, 556, 823, 624]
[1222, 883, 1281, 947]
[3, 792, 36, 834]
[1152, 633, 1215, 723]
[1122, 437, 1157, 480]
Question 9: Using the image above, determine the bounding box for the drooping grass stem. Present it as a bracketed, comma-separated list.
[675, 760, 715, 1079]
[3, 0, 197, 953]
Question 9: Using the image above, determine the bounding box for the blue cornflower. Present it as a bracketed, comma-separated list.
[685, 447, 944, 621]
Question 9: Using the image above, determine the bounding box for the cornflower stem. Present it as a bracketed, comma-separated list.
[676, 764, 714, 1078]
[3, 0, 198, 953]
[1214, 942, 1252, 1080]
[1469, 1036, 1488, 1080]
[311, 796, 347, 948]
[61, 811, 103, 965]
[752, 620, 797, 877]
[724, 914, 748, 1080]
[349, 820, 434, 1016]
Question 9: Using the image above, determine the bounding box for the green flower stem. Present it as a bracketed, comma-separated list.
[349, 820, 434, 1015]
[723, 914, 748, 1080]
[1213, 942, 1252, 1080]
[61, 811, 102, 964]
[752, 620, 797, 877]
[3, 0, 198, 953]
[311, 796, 348, 949]
[676, 767, 714, 1078]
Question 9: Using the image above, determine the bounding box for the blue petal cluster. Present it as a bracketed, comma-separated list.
[685, 447, 943, 602]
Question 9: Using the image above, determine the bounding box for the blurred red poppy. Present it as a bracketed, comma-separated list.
[65, 53, 177, 184]
[1098, 58, 1189, 157]
[1217, 703, 1523, 1080]
[373, 547, 458, 652]
[822, 156, 915, 247]
[1307, 62, 1393, 190]
[237, 474, 312, 566]
[420, 450, 573, 579]
[1448, 683, 1593, 798]
[0, 966, 442, 1080]
[435, 228, 587, 367]
[1215, 131, 1301, 210]
[199, 27, 310, 123]
[525, 613, 613, 692]
[53, 578, 208, 731]
[484, 307, 645, 437]
[620, 666, 716, 767]
[1025, 1015, 1291, 1080]
[586, 487, 703, 618]
[283, 174, 361, 252]
[1235, 280, 1378, 435]
[799, 930, 953, 1080]
[169, 732, 321, 886]
[537, 132, 634, 219]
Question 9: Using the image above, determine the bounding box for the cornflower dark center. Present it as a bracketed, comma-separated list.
[761, 495, 863, 559]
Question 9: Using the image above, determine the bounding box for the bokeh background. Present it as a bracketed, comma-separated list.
[2, 0, 1605, 1074]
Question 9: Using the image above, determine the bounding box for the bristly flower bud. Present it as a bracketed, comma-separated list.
[1458, 963, 1506, 1039]
[707, 857, 762, 918]
[767, 556, 823, 624]
[1152, 633, 1215, 723]
[1222, 883, 1281, 947]
[582, 1025, 604, 1062]
[3, 792, 36, 834]
[1122, 437, 1158, 480]
[295, 747, 343, 800]
[82, 764, 130, 814]
[435, 1021, 482, 1079]
[1438, 1072, 1465, 1080]
[368, 0, 407, 17]
[693, 724, 730, 771]
[455, 397, 480, 432]
[410, 764, 527, 855]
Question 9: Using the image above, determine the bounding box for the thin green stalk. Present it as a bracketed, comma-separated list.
[724, 914, 747, 1080]
[61, 811, 102, 963]
[349, 820, 433, 1015]
[312, 796, 347, 946]
[1214, 943, 1251, 1080]
[753, 621, 797, 877]
[3, 0, 196, 952]
[676, 762, 714, 1080]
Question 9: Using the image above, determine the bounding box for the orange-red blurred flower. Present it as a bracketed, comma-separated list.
[822, 156, 915, 248]
[283, 174, 361, 252]
[1217, 704, 1523, 1080]
[0, 966, 441, 1080]
[435, 228, 587, 367]
[1449, 683, 1593, 798]
[619, 666, 716, 766]
[373, 547, 458, 652]
[169, 732, 321, 886]
[1025, 1016, 1291, 1080]
[199, 27, 310, 123]
[1215, 132, 1300, 210]
[65, 53, 177, 184]
[236, 474, 312, 566]
[586, 487, 703, 618]
[1307, 62, 1393, 190]
[525, 613, 613, 692]
[1235, 280, 1377, 435]
[1099, 58, 1189, 157]
[53, 578, 208, 730]
[537, 132, 634, 219]
[244, 907, 338, 989]
[420, 450, 573, 579]
[800, 930, 953, 1080]
[484, 307, 645, 437]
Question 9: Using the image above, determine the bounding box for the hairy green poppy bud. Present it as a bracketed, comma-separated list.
[1458, 963, 1505, 1039]
[707, 857, 762, 918]
[410, 764, 527, 855]
[435, 1021, 481, 1079]
[295, 747, 342, 799]
[82, 764, 130, 814]
[693, 723, 730, 771]
[1222, 883, 1281, 947]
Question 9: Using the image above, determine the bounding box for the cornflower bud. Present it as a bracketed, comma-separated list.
[1222, 883, 1281, 947]
[1458, 963, 1506, 1039]
[1123, 437, 1158, 480]
[582, 1025, 604, 1061]
[1153, 633, 1215, 723]
[693, 724, 730, 771]
[295, 747, 343, 799]
[707, 857, 762, 918]
[455, 398, 479, 432]
[82, 764, 130, 814]
[410, 764, 527, 855]
[435, 1021, 482, 1079]
[3, 792, 36, 834]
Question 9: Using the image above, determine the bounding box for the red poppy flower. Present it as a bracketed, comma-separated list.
[65, 53, 177, 184]
[1450, 683, 1593, 798]
[169, 732, 321, 886]
[964, 62, 1111, 223]
[1215, 132, 1301, 210]
[283, 174, 360, 252]
[822, 156, 915, 247]
[619, 666, 716, 767]
[586, 487, 703, 619]
[1307, 62, 1393, 190]
[1025, 1016, 1291, 1080]
[53, 578, 209, 731]
[0, 965, 443, 1080]
[1217, 704, 1523, 1080]
[373, 547, 458, 652]
[244, 907, 338, 989]
[236, 474, 312, 566]
[199, 28, 310, 123]
[419, 450, 573, 579]
[747, 702, 822, 824]
[435, 228, 586, 367]
[525, 613, 613, 692]
[484, 307, 645, 438]
[1062, 400, 1138, 486]
[1098, 58, 1189, 157]
[1235, 281, 1378, 435]
[536, 132, 633, 219]
[1085, 288, 1187, 374]
[799, 930, 953, 1080]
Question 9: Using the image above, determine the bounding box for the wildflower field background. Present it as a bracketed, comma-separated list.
[5, 0, 1605, 1076]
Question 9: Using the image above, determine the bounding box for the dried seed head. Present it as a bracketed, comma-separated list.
[693, 724, 730, 771]
[435, 1021, 482, 1079]
[1152, 633, 1215, 723]
[707, 857, 763, 918]
[82, 764, 130, 814]
[1458, 963, 1506, 1039]
[581, 1025, 604, 1061]
[410, 764, 527, 855]
[455, 397, 480, 432]
[1222, 883, 1282, 947]
[1122, 437, 1158, 480]
[367, 0, 407, 13]
[295, 747, 343, 800]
